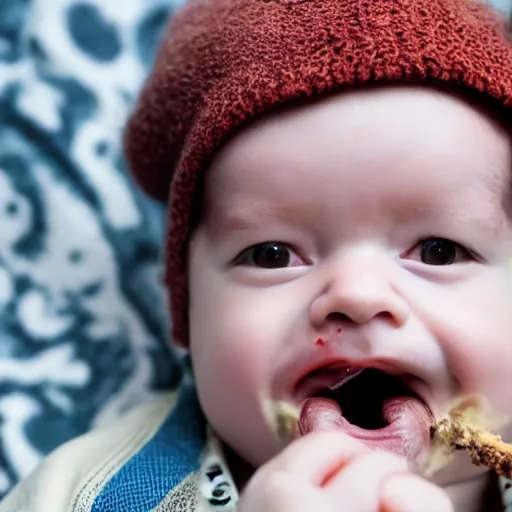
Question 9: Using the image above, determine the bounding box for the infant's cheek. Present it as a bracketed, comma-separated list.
[473, 367, 512, 433]
[193, 350, 277, 467]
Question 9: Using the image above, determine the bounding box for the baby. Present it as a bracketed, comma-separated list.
[2, 0, 512, 510]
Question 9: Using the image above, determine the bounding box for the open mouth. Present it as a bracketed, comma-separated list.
[316, 368, 419, 429]
[295, 365, 433, 459]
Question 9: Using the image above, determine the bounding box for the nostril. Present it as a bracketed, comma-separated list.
[376, 310, 402, 327]
[327, 312, 351, 323]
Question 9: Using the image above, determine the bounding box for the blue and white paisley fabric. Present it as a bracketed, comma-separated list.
[0, 0, 183, 497]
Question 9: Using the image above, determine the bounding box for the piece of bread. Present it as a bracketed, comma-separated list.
[429, 396, 512, 478]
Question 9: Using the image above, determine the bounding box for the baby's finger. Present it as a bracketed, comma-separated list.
[268, 431, 370, 485]
[240, 470, 335, 512]
[380, 474, 454, 512]
[325, 451, 408, 512]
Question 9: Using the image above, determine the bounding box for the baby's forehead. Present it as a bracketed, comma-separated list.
[205, 84, 512, 203]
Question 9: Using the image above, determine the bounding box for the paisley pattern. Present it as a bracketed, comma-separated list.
[0, 0, 182, 497]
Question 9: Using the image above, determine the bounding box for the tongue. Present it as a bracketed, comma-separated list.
[299, 396, 432, 459]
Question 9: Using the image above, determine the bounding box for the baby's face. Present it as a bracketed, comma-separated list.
[188, 85, 512, 484]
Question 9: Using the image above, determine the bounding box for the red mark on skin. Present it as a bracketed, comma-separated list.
[314, 337, 327, 347]
[337, 328, 342, 334]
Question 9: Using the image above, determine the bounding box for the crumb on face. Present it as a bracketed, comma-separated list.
[263, 400, 300, 441]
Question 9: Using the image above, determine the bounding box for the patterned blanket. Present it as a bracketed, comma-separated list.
[0, 0, 182, 498]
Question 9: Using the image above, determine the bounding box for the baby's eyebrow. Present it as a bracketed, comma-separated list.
[211, 203, 318, 235]
[457, 210, 507, 237]
[395, 202, 507, 237]
[210, 192, 509, 238]
[213, 213, 258, 235]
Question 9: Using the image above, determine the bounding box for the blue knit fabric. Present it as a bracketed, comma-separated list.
[91, 380, 207, 512]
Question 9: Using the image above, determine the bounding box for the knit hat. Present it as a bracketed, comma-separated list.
[125, 0, 512, 346]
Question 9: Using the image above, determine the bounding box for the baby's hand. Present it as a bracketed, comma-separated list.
[239, 431, 453, 512]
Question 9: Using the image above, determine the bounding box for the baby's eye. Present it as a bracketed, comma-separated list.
[234, 242, 305, 268]
[404, 238, 472, 265]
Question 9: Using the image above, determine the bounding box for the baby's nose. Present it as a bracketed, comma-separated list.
[309, 251, 409, 328]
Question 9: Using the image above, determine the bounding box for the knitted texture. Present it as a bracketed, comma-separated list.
[125, 0, 512, 345]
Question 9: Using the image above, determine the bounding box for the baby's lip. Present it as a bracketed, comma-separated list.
[298, 395, 433, 460]
[291, 361, 435, 461]
[293, 358, 431, 412]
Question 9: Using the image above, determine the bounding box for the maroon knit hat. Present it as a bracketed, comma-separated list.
[125, 0, 512, 346]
